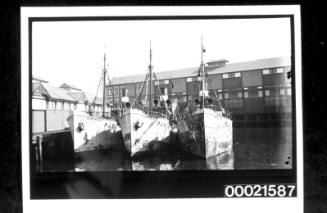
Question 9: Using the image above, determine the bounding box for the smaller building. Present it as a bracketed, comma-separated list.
[32, 76, 105, 133]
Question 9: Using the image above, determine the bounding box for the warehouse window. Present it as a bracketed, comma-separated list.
[265, 89, 271, 97]
[222, 72, 240, 78]
[263, 69, 270, 75]
[47, 101, 55, 110]
[164, 80, 169, 84]
[244, 91, 249, 98]
[56, 102, 62, 110]
[122, 88, 127, 97]
[63, 102, 70, 110]
[237, 91, 243, 98]
[258, 90, 263, 97]
[224, 92, 230, 99]
[287, 87, 292, 96]
[222, 73, 229, 79]
[249, 90, 258, 98]
[280, 88, 285, 96]
[186, 77, 193, 82]
[234, 72, 241, 77]
[218, 93, 223, 99]
[164, 88, 168, 96]
[230, 91, 239, 99]
[160, 87, 165, 95]
[276, 67, 284, 73]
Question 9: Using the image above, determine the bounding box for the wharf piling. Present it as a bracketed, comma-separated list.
[32, 129, 74, 172]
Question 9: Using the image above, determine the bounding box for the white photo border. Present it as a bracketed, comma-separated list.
[21, 5, 303, 213]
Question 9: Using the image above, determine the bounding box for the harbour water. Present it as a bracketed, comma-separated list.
[39, 127, 292, 172]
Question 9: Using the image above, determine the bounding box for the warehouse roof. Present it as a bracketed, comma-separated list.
[42, 84, 77, 102]
[32, 80, 102, 104]
[67, 92, 85, 102]
[110, 67, 198, 85]
[32, 75, 49, 83]
[110, 57, 291, 85]
[60, 83, 82, 91]
[67, 91, 103, 105]
[84, 93, 103, 105]
[209, 57, 291, 75]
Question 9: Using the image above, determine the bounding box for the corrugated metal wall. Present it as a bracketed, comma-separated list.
[264, 97, 287, 113]
[171, 78, 186, 93]
[263, 73, 284, 85]
[242, 70, 262, 87]
[223, 78, 242, 89]
[46, 110, 70, 132]
[32, 110, 45, 133]
[32, 110, 71, 133]
[243, 99, 265, 113]
[126, 83, 136, 96]
[187, 80, 201, 98]
[223, 100, 243, 111]
[207, 74, 223, 90]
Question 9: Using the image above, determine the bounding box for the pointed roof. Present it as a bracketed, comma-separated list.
[41, 84, 76, 101]
[60, 83, 82, 91]
[32, 75, 49, 83]
[84, 93, 103, 105]
[67, 92, 85, 102]
[67, 92, 103, 105]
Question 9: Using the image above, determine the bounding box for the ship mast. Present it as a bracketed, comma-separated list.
[201, 36, 205, 108]
[102, 51, 106, 118]
[149, 41, 153, 114]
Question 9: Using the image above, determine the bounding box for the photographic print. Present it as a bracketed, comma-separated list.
[31, 17, 293, 172]
[21, 6, 302, 212]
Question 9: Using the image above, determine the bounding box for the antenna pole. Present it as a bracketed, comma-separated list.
[102, 50, 106, 118]
[201, 36, 205, 108]
[149, 41, 152, 114]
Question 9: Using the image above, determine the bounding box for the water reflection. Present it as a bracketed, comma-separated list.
[131, 150, 234, 171]
[40, 127, 292, 172]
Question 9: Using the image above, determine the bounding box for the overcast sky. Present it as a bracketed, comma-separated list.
[32, 17, 291, 94]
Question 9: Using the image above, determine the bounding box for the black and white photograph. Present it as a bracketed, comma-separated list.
[21, 6, 303, 213]
[31, 15, 293, 172]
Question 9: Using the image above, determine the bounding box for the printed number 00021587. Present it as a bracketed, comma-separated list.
[224, 184, 296, 198]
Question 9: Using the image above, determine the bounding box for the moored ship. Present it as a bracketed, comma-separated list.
[120, 43, 173, 157]
[67, 51, 121, 153]
[176, 37, 233, 158]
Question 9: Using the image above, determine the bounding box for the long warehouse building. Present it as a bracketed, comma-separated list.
[107, 57, 292, 128]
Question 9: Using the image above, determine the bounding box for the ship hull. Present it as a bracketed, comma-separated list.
[120, 109, 171, 157]
[177, 108, 233, 158]
[67, 111, 122, 153]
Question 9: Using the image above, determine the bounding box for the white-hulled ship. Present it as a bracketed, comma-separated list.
[176, 37, 233, 158]
[119, 42, 173, 157]
[67, 51, 121, 153]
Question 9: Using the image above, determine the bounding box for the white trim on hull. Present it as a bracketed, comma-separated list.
[67, 110, 122, 152]
[120, 108, 172, 157]
[177, 108, 233, 158]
